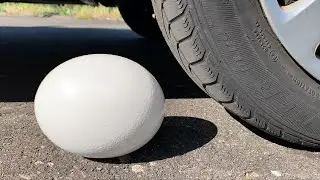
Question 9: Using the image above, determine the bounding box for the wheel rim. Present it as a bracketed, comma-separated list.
[259, 0, 320, 80]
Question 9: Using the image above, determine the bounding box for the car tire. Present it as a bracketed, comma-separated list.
[115, 0, 161, 39]
[152, 0, 320, 147]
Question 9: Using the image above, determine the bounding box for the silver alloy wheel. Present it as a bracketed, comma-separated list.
[260, 0, 320, 80]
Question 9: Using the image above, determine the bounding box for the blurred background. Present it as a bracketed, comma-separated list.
[0, 2, 122, 20]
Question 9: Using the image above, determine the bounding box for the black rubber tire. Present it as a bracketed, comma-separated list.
[115, 0, 161, 38]
[152, 0, 320, 147]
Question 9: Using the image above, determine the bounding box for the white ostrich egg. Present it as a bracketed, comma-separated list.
[34, 54, 165, 158]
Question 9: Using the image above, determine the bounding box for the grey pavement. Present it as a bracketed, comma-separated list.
[1, 16, 320, 180]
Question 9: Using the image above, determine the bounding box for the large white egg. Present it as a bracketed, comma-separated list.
[34, 54, 165, 158]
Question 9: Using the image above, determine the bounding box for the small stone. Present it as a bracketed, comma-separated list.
[131, 165, 145, 173]
[40, 146, 46, 149]
[271, 170, 282, 177]
[96, 167, 103, 171]
[149, 162, 156, 166]
[34, 161, 44, 165]
[47, 162, 54, 167]
[245, 171, 260, 178]
[19, 174, 31, 180]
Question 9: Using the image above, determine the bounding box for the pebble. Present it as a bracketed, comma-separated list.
[47, 162, 54, 167]
[34, 161, 44, 165]
[131, 165, 145, 173]
[245, 171, 260, 178]
[271, 170, 282, 177]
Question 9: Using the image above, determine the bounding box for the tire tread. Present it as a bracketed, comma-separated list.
[154, 0, 320, 147]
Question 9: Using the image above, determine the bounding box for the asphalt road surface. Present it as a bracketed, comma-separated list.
[1, 16, 320, 180]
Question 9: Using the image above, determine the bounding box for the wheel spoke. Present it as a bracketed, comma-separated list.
[260, 0, 320, 80]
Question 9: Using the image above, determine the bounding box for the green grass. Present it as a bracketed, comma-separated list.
[0, 3, 122, 20]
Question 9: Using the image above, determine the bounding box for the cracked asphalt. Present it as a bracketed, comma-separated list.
[1, 16, 320, 180]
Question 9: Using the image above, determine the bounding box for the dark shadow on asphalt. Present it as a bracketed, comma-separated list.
[88, 116, 217, 163]
[227, 111, 320, 152]
[0, 26, 207, 102]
